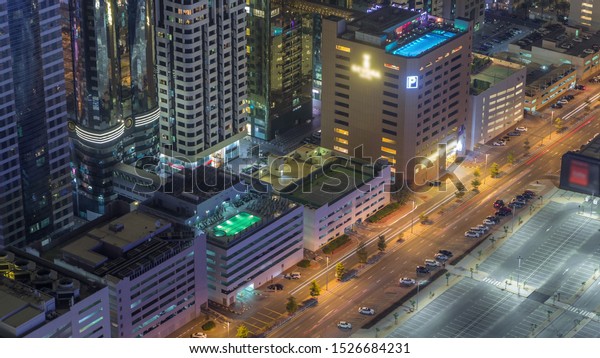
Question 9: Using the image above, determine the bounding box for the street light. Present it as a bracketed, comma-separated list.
[226, 321, 230, 337]
[517, 256, 522, 297]
[416, 280, 427, 311]
[325, 256, 330, 291]
[483, 154, 489, 184]
[550, 111, 554, 140]
[411, 200, 416, 233]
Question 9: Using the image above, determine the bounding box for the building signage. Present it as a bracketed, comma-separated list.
[406, 76, 419, 89]
[351, 54, 381, 80]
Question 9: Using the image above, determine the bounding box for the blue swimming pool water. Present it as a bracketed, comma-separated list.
[392, 30, 458, 57]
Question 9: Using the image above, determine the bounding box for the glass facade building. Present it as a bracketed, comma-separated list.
[0, 0, 73, 248]
[63, 0, 159, 219]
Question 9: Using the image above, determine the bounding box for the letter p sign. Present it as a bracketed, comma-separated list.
[406, 76, 419, 89]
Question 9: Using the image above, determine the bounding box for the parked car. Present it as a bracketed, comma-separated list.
[416, 265, 430, 274]
[494, 199, 505, 209]
[267, 283, 284, 291]
[515, 194, 529, 202]
[551, 103, 563, 109]
[512, 198, 527, 205]
[399, 277, 416, 286]
[508, 201, 524, 209]
[439, 249, 453, 257]
[191, 332, 207, 338]
[558, 99, 569, 105]
[576, 84, 586, 90]
[516, 126, 528, 132]
[508, 131, 521, 136]
[483, 219, 497, 225]
[337, 321, 352, 329]
[486, 215, 500, 223]
[496, 207, 512, 216]
[425, 259, 441, 267]
[470, 227, 486, 234]
[465, 231, 481, 238]
[358, 307, 375, 315]
[475, 224, 490, 232]
[493, 141, 506, 146]
[434, 253, 449, 261]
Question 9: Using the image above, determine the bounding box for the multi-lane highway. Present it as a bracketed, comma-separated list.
[268, 92, 600, 338]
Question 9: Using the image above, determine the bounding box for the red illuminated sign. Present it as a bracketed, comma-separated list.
[569, 160, 589, 187]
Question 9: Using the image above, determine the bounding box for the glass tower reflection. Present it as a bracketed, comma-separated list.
[64, 0, 159, 218]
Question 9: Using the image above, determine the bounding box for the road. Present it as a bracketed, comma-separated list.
[268, 95, 600, 337]
[387, 198, 600, 337]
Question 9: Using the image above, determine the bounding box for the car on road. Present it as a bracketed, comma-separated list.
[416, 265, 430, 274]
[439, 249, 453, 257]
[507, 131, 521, 136]
[496, 207, 512, 216]
[399, 277, 416, 286]
[483, 219, 497, 225]
[475, 224, 490, 232]
[493, 141, 506, 146]
[267, 283, 284, 291]
[465, 230, 481, 238]
[494, 199, 505, 209]
[191, 332, 207, 338]
[508, 201, 524, 209]
[337, 321, 352, 329]
[434, 253, 448, 261]
[425, 259, 441, 267]
[358, 307, 375, 315]
[516, 126, 528, 132]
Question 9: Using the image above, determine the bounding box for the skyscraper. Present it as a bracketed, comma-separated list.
[155, 0, 248, 168]
[0, 0, 73, 248]
[64, 0, 159, 219]
[570, 0, 600, 32]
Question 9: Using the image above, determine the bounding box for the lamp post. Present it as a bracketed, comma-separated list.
[550, 111, 554, 140]
[226, 321, 230, 337]
[416, 281, 421, 311]
[517, 256, 522, 297]
[411, 200, 416, 233]
[325, 256, 330, 291]
[483, 154, 489, 184]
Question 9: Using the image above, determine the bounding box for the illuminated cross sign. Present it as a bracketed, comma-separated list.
[351, 54, 381, 80]
[406, 76, 419, 89]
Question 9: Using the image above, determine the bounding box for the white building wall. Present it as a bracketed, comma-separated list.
[208, 205, 304, 305]
[303, 166, 391, 252]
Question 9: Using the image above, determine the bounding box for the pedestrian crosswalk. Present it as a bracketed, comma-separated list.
[563, 305, 596, 319]
[482, 277, 505, 288]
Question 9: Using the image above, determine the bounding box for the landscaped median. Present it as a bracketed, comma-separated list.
[366, 202, 401, 223]
[321, 234, 350, 254]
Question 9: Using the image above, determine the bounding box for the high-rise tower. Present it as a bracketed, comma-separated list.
[155, 0, 248, 168]
[64, 0, 159, 219]
[0, 0, 73, 247]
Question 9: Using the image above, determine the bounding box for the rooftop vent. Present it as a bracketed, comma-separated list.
[109, 223, 125, 232]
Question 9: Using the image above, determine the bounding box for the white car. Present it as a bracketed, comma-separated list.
[558, 99, 568, 105]
[483, 219, 496, 225]
[470, 227, 486, 234]
[399, 277, 416, 286]
[493, 141, 506, 146]
[191, 332, 207, 338]
[358, 307, 375, 315]
[425, 259, 441, 267]
[475, 224, 490, 232]
[516, 126, 528, 132]
[465, 231, 481, 238]
[434, 253, 448, 261]
[337, 321, 352, 329]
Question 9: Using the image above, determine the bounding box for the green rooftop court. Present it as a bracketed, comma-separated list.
[212, 212, 261, 237]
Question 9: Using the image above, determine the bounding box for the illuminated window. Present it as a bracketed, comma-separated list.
[334, 128, 349, 136]
[336, 45, 351, 53]
[382, 137, 396, 144]
[246, 28, 250, 36]
[334, 145, 348, 154]
[381, 146, 396, 155]
[384, 63, 400, 71]
[335, 137, 349, 145]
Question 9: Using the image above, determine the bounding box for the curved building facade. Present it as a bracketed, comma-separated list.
[64, 0, 159, 218]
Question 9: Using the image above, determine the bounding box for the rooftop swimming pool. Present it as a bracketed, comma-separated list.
[391, 30, 458, 57]
[212, 212, 261, 237]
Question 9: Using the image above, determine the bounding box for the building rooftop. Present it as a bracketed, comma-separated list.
[579, 134, 600, 160]
[345, 6, 420, 37]
[0, 247, 106, 337]
[470, 56, 525, 95]
[524, 63, 575, 97]
[162, 165, 241, 205]
[48, 211, 195, 280]
[511, 23, 600, 58]
[282, 159, 376, 208]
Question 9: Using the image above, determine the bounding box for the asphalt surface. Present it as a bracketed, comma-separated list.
[387, 198, 600, 338]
